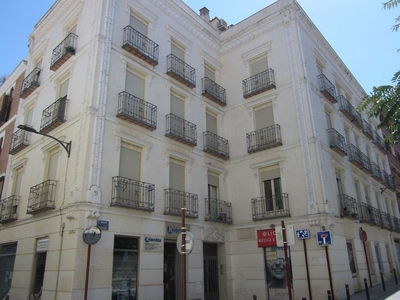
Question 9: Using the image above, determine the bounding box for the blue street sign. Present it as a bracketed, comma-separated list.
[296, 229, 310, 239]
[317, 231, 332, 246]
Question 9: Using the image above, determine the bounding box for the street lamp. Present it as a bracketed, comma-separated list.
[17, 124, 72, 158]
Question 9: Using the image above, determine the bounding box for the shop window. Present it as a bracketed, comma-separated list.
[0, 243, 17, 299]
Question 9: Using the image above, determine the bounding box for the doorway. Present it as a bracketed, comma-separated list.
[164, 242, 182, 300]
[204, 243, 219, 300]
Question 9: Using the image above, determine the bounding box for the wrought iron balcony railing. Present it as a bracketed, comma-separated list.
[350, 106, 363, 130]
[339, 194, 359, 218]
[381, 170, 395, 190]
[381, 212, 393, 230]
[203, 131, 229, 160]
[122, 26, 159, 66]
[317, 74, 337, 103]
[205, 198, 232, 223]
[347, 144, 363, 168]
[0, 196, 19, 223]
[373, 130, 387, 152]
[111, 176, 155, 212]
[251, 193, 290, 221]
[201, 77, 226, 106]
[21, 68, 41, 99]
[166, 54, 196, 88]
[50, 33, 77, 71]
[117, 91, 157, 130]
[337, 95, 353, 120]
[391, 217, 400, 233]
[371, 162, 381, 181]
[359, 203, 381, 227]
[360, 152, 372, 174]
[9, 129, 30, 155]
[243, 69, 276, 99]
[164, 188, 198, 218]
[362, 120, 373, 140]
[40, 96, 67, 134]
[27, 180, 57, 214]
[165, 114, 197, 146]
[327, 128, 347, 156]
[246, 124, 282, 154]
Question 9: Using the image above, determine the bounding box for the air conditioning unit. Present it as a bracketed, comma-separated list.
[217, 19, 228, 31]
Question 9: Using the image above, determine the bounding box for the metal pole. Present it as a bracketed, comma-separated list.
[303, 239, 312, 300]
[325, 246, 334, 300]
[263, 248, 270, 300]
[361, 227, 373, 288]
[84, 244, 91, 300]
[380, 272, 386, 291]
[181, 208, 186, 300]
[364, 278, 370, 299]
[345, 284, 350, 300]
[394, 269, 398, 285]
[327, 290, 332, 300]
[281, 220, 293, 300]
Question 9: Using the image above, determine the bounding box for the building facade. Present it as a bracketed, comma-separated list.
[0, 0, 399, 299]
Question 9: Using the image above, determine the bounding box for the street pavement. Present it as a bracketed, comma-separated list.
[342, 277, 400, 300]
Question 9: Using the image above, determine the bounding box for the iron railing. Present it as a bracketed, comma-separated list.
[27, 180, 57, 214]
[205, 198, 232, 223]
[40, 96, 67, 134]
[117, 91, 157, 130]
[351, 107, 363, 130]
[9, 129, 30, 155]
[0, 196, 19, 223]
[246, 124, 282, 153]
[360, 152, 372, 174]
[164, 188, 198, 218]
[381, 212, 393, 230]
[122, 26, 159, 66]
[339, 194, 358, 218]
[317, 74, 337, 103]
[165, 114, 197, 146]
[359, 203, 381, 226]
[111, 176, 155, 212]
[371, 162, 381, 181]
[381, 170, 395, 190]
[251, 194, 290, 221]
[203, 131, 229, 159]
[337, 95, 353, 120]
[243, 69, 275, 99]
[327, 128, 347, 156]
[21, 68, 41, 99]
[50, 33, 77, 71]
[166, 54, 196, 88]
[391, 217, 400, 233]
[202, 77, 226, 106]
[373, 130, 387, 152]
[347, 144, 363, 168]
[362, 120, 373, 140]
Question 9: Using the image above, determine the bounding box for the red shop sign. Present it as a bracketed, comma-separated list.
[257, 229, 277, 247]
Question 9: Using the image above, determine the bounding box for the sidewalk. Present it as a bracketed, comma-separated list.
[343, 277, 400, 300]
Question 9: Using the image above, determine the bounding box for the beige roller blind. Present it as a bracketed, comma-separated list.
[169, 161, 185, 191]
[208, 173, 219, 187]
[119, 146, 141, 181]
[206, 112, 217, 134]
[260, 169, 280, 182]
[250, 57, 268, 76]
[59, 79, 69, 98]
[47, 152, 59, 180]
[130, 15, 147, 36]
[125, 71, 145, 100]
[170, 94, 184, 118]
[13, 168, 24, 195]
[255, 106, 274, 130]
[171, 43, 184, 61]
[204, 65, 215, 81]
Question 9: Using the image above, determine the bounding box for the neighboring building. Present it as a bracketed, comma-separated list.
[0, 0, 399, 300]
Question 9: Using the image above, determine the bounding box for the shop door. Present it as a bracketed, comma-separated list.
[164, 243, 176, 300]
[204, 243, 219, 300]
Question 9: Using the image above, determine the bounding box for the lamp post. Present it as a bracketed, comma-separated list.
[18, 124, 72, 157]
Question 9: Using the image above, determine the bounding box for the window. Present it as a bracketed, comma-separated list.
[206, 111, 217, 135]
[170, 93, 184, 119]
[254, 105, 276, 144]
[119, 144, 141, 182]
[169, 158, 185, 192]
[325, 111, 332, 130]
[12, 167, 24, 197]
[31, 238, 48, 299]
[208, 172, 219, 216]
[346, 240, 357, 276]
[316, 63, 323, 76]
[344, 128, 350, 145]
[354, 181, 361, 203]
[336, 172, 343, 195]
[59, 78, 69, 99]
[204, 64, 215, 82]
[250, 56, 268, 77]
[0, 243, 17, 298]
[260, 167, 282, 211]
[130, 15, 147, 36]
[364, 187, 370, 205]
[171, 41, 184, 61]
[125, 70, 145, 100]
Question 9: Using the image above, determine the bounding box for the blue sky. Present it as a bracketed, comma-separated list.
[0, 0, 398, 94]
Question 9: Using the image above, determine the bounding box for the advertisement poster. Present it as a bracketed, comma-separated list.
[265, 247, 292, 300]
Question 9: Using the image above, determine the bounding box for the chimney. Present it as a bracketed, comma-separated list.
[199, 7, 210, 22]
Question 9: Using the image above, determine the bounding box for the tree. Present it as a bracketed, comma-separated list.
[358, 0, 400, 146]
[0, 74, 7, 87]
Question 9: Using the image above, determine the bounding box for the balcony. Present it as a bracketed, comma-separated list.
[9, 129, 30, 155]
[122, 26, 159, 66]
[111, 176, 155, 212]
[0, 196, 19, 224]
[391, 217, 400, 233]
[27, 180, 57, 214]
[246, 124, 282, 154]
[164, 188, 198, 218]
[166, 54, 196, 88]
[371, 162, 381, 181]
[339, 194, 358, 219]
[381, 212, 393, 230]
[381, 170, 395, 190]
[251, 193, 290, 221]
[201, 77, 226, 106]
[165, 114, 197, 146]
[243, 69, 275, 99]
[203, 131, 229, 160]
[40, 96, 67, 134]
[21, 68, 41, 99]
[50, 33, 77, 71]
[373, 130, 387, 152]
[205, 198, 232, 224]
[338, 95, 353, 120]
[327, 128, 347, 156]
[317, 74, 337, 103]
[362, 120, 373, 140]
[359, 203, 381, 227]
[360, 152, 372, 174]
[117, 91, 157, 130]
[350, 107, 363, 130]
[347, 144, 363, 168]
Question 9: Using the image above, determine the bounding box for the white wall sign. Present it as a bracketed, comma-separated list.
[36, 238, 49, 253]
[143, 236, 163, 252]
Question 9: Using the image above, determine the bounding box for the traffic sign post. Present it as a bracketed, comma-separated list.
[317, 231, 332, 246]
[296, 229, 310, 239]
[297, 229, 312, 300]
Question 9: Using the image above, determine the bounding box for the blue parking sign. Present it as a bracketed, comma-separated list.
[317, 231, 332, 246]
[296, 229, 309, 239]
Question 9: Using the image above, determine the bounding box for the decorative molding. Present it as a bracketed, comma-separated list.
[200, 50, 223, 70]
[202, 226, 225, 242]
[88, 185, 101, 204]
[127, 0, 158, 32]
[241, 41, 272, 68]
[250, 158, 285, 178]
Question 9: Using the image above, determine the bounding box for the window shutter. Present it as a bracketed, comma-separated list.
[255, 106, 274, 130]
[250, 57, 268, 76]
[206, 113, 217, 134]
[59, 79, 69, 98]
[169, 161, 185, 191]
[130, 15, 147, 36]
[13, 169, 24, 196]
[204, 65, 215, 81]
[47, 152, 59, 180]
[170, 95, 184, 119]
[171, 43, 184, 61]
[119, 146, 141, 181]
[125, 71, 145, 100]
[260, 169, 280, 182]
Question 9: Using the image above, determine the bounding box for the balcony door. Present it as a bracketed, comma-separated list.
[118, 145, 141, 205]
[206, 112, 218, 150]
[260, 168, 282, 211]
[255, 106, 275, 146]
[170, 94, 185, 137]
[169, 159, 185, 213]
[207, 173, 219, 218]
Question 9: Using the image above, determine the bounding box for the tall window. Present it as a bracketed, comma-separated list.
[0, 243, 17, 299]
[206, 112, 217, 134]
[125, 70, 145, 100]
[171, 42, 184, 61]
[117, 144, 141, 203]
[208, 172, 219, 215]
[260, 168, 282, 211]
[325, 111, 332, 129]
[354, 181, 361, 203]
[204, 64, 215, 82]
[46, 150, 59, 181]
[364, 187, 370, 205]
[250, 56, 268, 76]
[255, 105, 274, 131]
[336, 172, 343, 195]
[130, 15, 147, 36]
[59, 78, 69, 99]
[31, 238, 48, 299]
[169, 159, 185, 192]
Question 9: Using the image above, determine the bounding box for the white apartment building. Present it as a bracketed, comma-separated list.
[1, 0, 399, 299]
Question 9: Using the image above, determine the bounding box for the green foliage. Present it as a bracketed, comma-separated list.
[383, 0, 400, 10]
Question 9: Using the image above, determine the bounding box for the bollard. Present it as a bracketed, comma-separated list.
[380, 272, 386, 291]
[364, 278, 370, 300]
[394, 269, 398, 285]
[345, 284, 351, 300]
[253, 295, 257, 300]
[327, 290, 332, 300]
